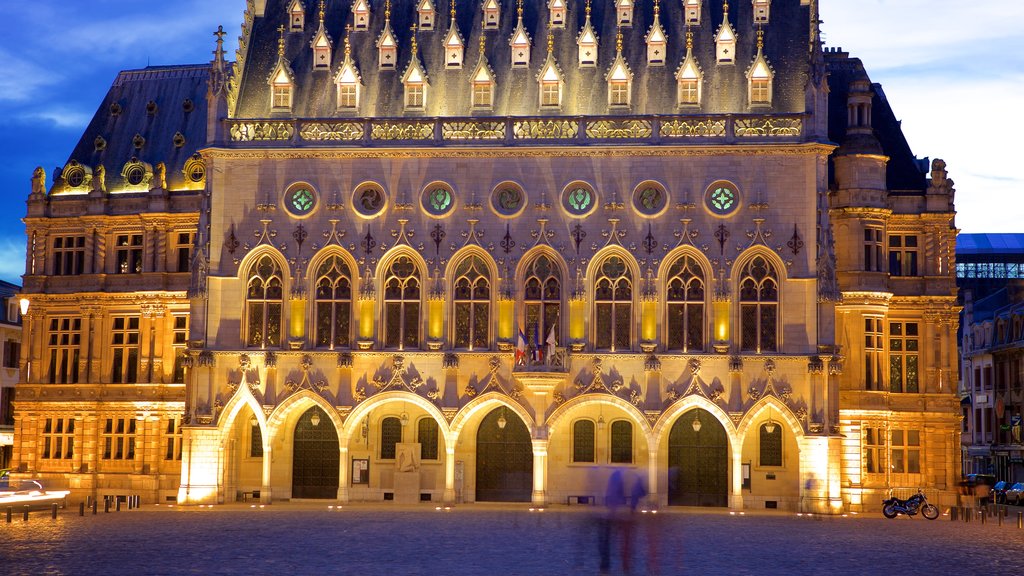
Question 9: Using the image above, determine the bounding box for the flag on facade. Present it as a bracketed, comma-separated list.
[533, 322, 542, 362]
[546, 324, 558, 361]
[515, 329, 527, 365]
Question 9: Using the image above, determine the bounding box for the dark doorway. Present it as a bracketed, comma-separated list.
[668, 408, 728, 507]
[475, 406, 533, 502]
[291, 406, 339, 499]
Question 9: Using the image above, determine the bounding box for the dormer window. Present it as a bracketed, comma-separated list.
[578, 13, 598, 67]
[378, 25, 398, 69]
[405, 82, 425, 109]
[538, 57, 563, 109]
[444, 28, 464, 69]
[715, 6, 737, 64]
[271, 70, 293, 110]
[609, 78, 630, 107]
[606, 40, 632, 108]
[753, 0, 770, 24]
[749, 62, 772, 105]
[311, 27, 332, 70]
[418, 0, 436, 31]
[402, 53, 429, 110]
[288, 0, 305, 31]
[510, 18, 531, 68]
[676, 32, 703, 106]
[484, 0, 500, 30]
[472, 70, 495, 109]
[549, 0, 566, 28]
[352, 0, 371, 30]
[336, 64, 362, 110]
[684, 0, 701, 25]
[617, 0, 634, 27]
[646, 10, 667, 65]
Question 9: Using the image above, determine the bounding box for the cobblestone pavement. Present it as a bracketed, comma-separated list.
[3, 504, 1024, 575]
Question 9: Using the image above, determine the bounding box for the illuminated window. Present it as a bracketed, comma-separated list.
[646, 17, 667, 65]
[739, 256, 778, 353]
[523, 254, 561, 348]
[52, 235, 85, 276]
[380, 416, 402, 459]
[111, 316, 140, 384]
[684, 0, 701, 25]
[595, 255, 633, 351]
[246, 255, 284, 348]
[417, 0, 436, 30]
[312, 29, 332, 69]
[715, 12, 736, 64]
[541, 81, 561, 107]
[890, 322, 919, 393]
[705, 182, 739, 216]
[549, 0, 566, 27]
[417, 418, 439, 460]
[472, 82, 493, 109]
[171, 315, 189, 384]
[483, 0, 500, 30]
[165, 417, 183, 461]
[423, 185, 454, 216]
[610, 420, 633, 464]
[41, 418, 74, 460]
[249, 421, 263, 458]
[750, 77, 770, 105]
[288, 0, 305, 31]
[889, 234, 919, 277]
[115, 233, 143, 274]
[891, 429, 921, 474]
[759, 423, 782, 466]
[383, 256, 421, 350]
[753, 0, 771, 24]
[679, 78, 699, 105]
[864, 427, 885, 474]
[272, 84, 292, 110]
[284, 185, 318, 218]
[572, 420, 595, 463]
[453, 255, 491, 350]
[617, 0, 634, 27]
[863, 227, 884, 272]
[578, 22, 598, 67]
[175, 231, 195, 272]
[444, 27, 464, 69]
[378, 26, 398, 70]
[864, 317, 883, 391]
[314, 255, 353, 349]
[102, 417, 137, 460]
[666, 255, 705, 352]
[511, 24, 531, 68]
[609, 80, 630, 107]
[352, 0, 371, 30]
[47, 317, 81, 384]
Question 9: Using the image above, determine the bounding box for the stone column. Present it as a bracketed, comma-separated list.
[443, 444, 456, 504]
[730, 449, 744, 510]
[337, 443, 349, 502]
[261, 441, 273, 504]
[531, 439, 549, 505]
[647, 446, 659, 506]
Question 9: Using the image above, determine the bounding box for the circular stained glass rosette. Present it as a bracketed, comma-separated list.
[286, 187, 317, 217]
[356, 187, 385, 216]
[425, 187, 453, 215]
[707, 185, 738, 216]
[493, 186, 524, 215]
[565, 187, 593, 215]
[635, 186, 666, 215]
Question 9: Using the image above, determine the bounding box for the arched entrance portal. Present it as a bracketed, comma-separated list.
[291, 406, 339, 499]
[668, 408, 728, 507]
[475, 406, 533, 502]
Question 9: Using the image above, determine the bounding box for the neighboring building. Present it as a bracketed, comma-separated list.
[959, 234, 1024, 481]
[13, 0, 960, 512]
[0, 280, 23, 470]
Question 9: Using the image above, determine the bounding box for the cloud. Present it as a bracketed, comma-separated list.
[0, 49, 61, 102]
[0, 236, 26, 284]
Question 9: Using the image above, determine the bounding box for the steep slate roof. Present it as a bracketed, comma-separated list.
[64, 65, 209, 192]
[233, 0, 812, 118]
[825, 49, 928, 194]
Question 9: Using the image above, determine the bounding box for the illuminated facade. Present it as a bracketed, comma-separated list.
[12, 0, 959, 512]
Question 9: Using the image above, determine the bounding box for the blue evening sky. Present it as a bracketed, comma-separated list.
[0, 0, 1020, 285]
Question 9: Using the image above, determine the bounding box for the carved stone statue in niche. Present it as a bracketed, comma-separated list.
[93, 164, 106, 194]
[396, 443, 421, 473]
[155, 162, 168, 190]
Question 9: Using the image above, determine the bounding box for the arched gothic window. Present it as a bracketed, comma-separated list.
[610, 420, 633, 464]
[739, 256, 778, 353]
[666, 255, 705, 352]
[759, 422, 782, 466]
[383, 256, 421, 349]
[246, 255, 284, 348]
[595, 255, 632, 351]
[572, 419, 595, 463]
[314, 255, 353, 349]
[453, 255, 491, 349]
[523, 254, 561, 348]
[380, 416, 402, 459]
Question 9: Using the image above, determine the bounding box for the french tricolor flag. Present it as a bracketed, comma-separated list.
[515, 329, 528, 365]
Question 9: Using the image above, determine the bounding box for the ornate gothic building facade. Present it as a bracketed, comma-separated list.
[11, 0, 960, 512]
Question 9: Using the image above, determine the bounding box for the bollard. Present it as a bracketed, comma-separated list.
[92, 500, 98, 515]
[981, 509, 986, 524]
[116, 498, 121, 512]
[950, 506, 957, 521]
[79, 502, 85, 516]
[1018, 512, 1023, 529]
[23, 506, 29, 521]
[6, 507, 11, 523]
[104, 498, 110, 513]
[127, 496, 132, 510]
[51, 503, 58, 520]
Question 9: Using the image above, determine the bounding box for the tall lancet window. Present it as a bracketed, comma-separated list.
[384, 256, 422, 350]
[246, 255, 284, 348]
[377, 2, 398, 70]
[523, 254, 562, 349]
[315, 255, 353, 349]
[443, 5, 465, 69]
[483, 0, 501, 30]
[578, 1, 598, 67]
[453, 255, 491, 350]
[739, 255, 778, 353]
[352, 0, 371, 30]
[747, 30, 773, 106]
[336, 34, 363, 110]
[538, 34, 564, 108]
[288, 0, 305, 31]
[616, 0, 634, 27]
[510, 1, 531, 68]
[646, 0, 668, 66]
[684, 0, 701, 25]
[310, 1, 332, 70]
[594, 255, 633, 351]
[549, 0, 566, 28]
[753, 0, 770, 24]
[715, 2, 737, 64]
[676, 31, 703, 106]
[666, 255, 705, 352]
[606, 31, 632, 108]
[418, 0, 436, 30]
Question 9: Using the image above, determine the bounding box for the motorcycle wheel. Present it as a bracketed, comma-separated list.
[921, 504, 939, 520]
[882, 503, 899, 519]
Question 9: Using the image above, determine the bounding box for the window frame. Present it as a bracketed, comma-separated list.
[609, 420, 633, 464]
[572, 419, 596, 463]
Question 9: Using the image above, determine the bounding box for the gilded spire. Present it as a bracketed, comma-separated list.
[757, 27, 764, 51]
[480, 21, 487, 54]
[686, 28, 693, 52]
[616, 27, 623, 54]
[345, 24, 352, 58]
[451, 0, 456, 21]
[586, 0, 592, 17]
[385, 0, 391, 20]
[654, 0, 660, 15]
[277, 24, 286, 58]
[548, 29, 554, 54]
[319, 0, 325, 24]
[411, 23, 419, 54]
[517, 0, 524, 18]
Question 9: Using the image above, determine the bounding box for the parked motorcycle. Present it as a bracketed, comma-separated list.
[882, 490, 939, 520]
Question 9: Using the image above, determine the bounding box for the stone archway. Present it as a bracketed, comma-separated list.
[291, 406, 340, 499]
[668, 408, 728, 507]
[475, 406, 533, 502]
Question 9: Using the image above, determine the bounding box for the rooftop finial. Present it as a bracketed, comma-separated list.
[345, 24, 352, 57]
[586, 0, 592, 17]
[480, 20, 487, 54]
[277, 24, 286, 58]
[385, 0, 391, 20]
[547, 29, 554, 53]
[654, 0, 660, 15]
[319, 0, 325, 23]
[757, 27, 764, 51]
[451, 0, 457, 21]
[723, 1, 729, 14]
[616, 26, 623, 53]
[517, 0, 524, 18]
[213, 25, 227, 62]
[686, 27, 693, 51]
[411, 23, 418, 54]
